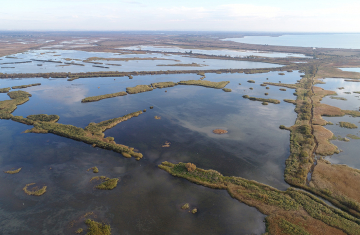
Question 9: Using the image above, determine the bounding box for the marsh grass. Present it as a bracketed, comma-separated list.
[81, 92, 127, 103]
[154, 116, 161, 120]
[222, 88, 231, 92]
[177, 80, 229, 89]
[339, 122, 357, 129]
[126, 85, 153, 94]
[85, 219, 111, 235]
[244, 96, 280, 104]
[11, 83, 41, 89]
[330, 96, 347, 101]
[0, 87, 11, 93]
[4, 168, 21, 174]
[280, 88, 287, 91]
[91, 177, 119, 190]
[346, 134, 360, 139]
[247, 80, 255, 83]
[181, 203, 190, 210]
[151, 82, 177, 88]
[88, 167, 99, 173]
[0, 91, 31, 119]
[75, 228, 83, 234]
[13, 111, 144, 160]
[159, 162, 360, 235]
[23, 183, 47, 196]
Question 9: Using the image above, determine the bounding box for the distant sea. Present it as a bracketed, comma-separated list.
[223, 34, 360, 49]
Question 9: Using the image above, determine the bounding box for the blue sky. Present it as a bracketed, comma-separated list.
[1, 0, 359, 32]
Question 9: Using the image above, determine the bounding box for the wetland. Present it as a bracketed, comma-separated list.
[1, 32, 360, 235]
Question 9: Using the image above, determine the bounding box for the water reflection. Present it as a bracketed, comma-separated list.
[0, 71, 301, 234]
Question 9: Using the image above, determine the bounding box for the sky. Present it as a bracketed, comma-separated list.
[1, 0, 360, 32]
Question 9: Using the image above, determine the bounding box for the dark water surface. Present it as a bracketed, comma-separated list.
[0, 70, 301, 234]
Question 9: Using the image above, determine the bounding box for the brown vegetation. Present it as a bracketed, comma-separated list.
[213, 129, 228, 134]
[159, 162, 360, 235]
[23, 183, 47, 196]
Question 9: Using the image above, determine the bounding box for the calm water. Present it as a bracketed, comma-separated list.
[121, 45, 309, 58]
[316, 78, 360, 169]
[0, 49, 280, 74]
[223, 34, 360, 49]
[339, 67, 360, 73]
[0, 64, 301, 233]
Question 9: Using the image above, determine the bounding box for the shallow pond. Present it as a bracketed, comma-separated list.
[0, 70, 301, 234]
[316, 78, 360, 169]
[0, 49, 281, 74]
[121, 45, 309, 58]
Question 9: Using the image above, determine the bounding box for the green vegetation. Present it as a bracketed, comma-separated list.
[96, 178, 119, 190]
[4, 168, 21, 174]
[85, 219, 111, 235]
[75, 228, 83, 234]
[243, 96, 280, 104]
[354, 91, 360, 94]
[88, 167, 99, 173]
[151, 82, 177, 88]
[343, 110, 360, 117]
[27, 114, 60, 122]
[159, 162, 360, 235]
[181, 203, 190, 210]
[265, 93, 268, 95]
[154, 116, 161, 120]
[339, 122, 358, 129]
[191, 208, 197, 214]
[284, 99, 296, 104]
[347, 134, 360, 139]
[126, 85, 153, 94]
[0, 90, 31, 119]
[260, 84, 267, 86]
[157, 63, 204, 67]
[177, 80, 229, 89]
[279, 73, 285, 75]
[262, 102, 268, 105]
[330, 96, 347, 101]
[249, 87, 253, 90]
[247, 80, 255, 83]
[12, 111, 144, 160]
[279, 219, 311, 235]
[0, 87, 11, 93]
[81, 92, 127, 103]
[11, 83, 41, 89]
[266, 87, 270, 89]
[280, 88, 287, 91]
[23, 183, 47, 196]
[222, 88, 231, 92]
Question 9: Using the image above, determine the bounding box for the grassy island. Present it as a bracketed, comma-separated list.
[159, 162, 360, 235]
[126, 85, 153, 94]
[243, 96, 280, 104]
[339, 122, 358, 129]
[11, 83, 41, 89]
[91, 176, 119, 190]
[81, 92, 127, 103]
[0, 87, 11, 93]
[0, 90, 32, 119]
[11, 112, 144, 160]
[85, 219, 111, 235]
[23, 183, 47, 196]
[4, 168, 22, 174]
[151, 82, 177, 88]
[177, 80, 230, 89]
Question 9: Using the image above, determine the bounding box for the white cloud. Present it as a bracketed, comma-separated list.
[0, 2, 359, 32]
